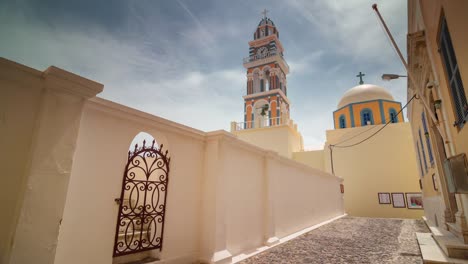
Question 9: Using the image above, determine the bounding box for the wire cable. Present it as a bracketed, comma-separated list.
[332, 122, 380, 146]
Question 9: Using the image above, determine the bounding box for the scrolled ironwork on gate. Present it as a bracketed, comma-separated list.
[113, 140, 170, 257]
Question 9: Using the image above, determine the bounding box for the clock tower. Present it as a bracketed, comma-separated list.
[242, 12, 291, 129]
[231, 11, 303, 158]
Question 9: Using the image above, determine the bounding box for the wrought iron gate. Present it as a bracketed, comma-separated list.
[113, 140, 170, 257]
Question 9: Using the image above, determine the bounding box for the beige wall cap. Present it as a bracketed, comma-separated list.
[43, 66, 103, 98]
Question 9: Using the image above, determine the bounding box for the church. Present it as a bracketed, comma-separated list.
[231, 14, 424, 220]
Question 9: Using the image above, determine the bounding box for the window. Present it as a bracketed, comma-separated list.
[418, 129, 428, 174]
[339, 115, 346, 128]
[416, 142, 424, 177]
[439, 16, 468, 128]
[360, 109, 374, 126]
[422, 112, 434, 164]
[389, 108, 398, 123]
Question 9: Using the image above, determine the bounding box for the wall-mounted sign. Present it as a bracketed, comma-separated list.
[391, 193, 406, 208]
[378, 193, 391, 204]
[406, 193, 423, 209]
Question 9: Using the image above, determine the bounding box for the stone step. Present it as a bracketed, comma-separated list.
[433, 228, 468, 260]
[446, 222, 468, 244]
[422, 216, 468, 260]
[416, 232, 468, 264]
[113, 251, 159, 264]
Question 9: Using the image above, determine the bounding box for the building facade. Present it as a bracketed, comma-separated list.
[407, 0, 468, 258]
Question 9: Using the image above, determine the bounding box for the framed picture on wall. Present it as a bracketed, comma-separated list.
[378, 193, 391, 204]
[432, 174, 439, 191]
[406, 193, 424, 209]
[391, 193, 406, 208]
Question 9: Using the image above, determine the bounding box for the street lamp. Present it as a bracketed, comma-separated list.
[381, 74, 407, 81]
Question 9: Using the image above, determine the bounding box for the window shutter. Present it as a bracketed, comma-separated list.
[419, 129, 428, 174]
[439, 17, 468, 127]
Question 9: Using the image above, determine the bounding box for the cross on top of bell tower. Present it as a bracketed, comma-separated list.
[261, 9, 269, 18]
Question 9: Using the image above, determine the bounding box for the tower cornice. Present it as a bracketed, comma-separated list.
[243, 53, 289, 74]
[248, 35, 284, 52]
[243, 89, 291, 105]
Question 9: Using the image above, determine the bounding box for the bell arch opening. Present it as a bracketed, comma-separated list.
[253, 99, 270, 128]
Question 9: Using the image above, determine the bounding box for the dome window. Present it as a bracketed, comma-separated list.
[361, 109, 374, 126]
[389, 108, 398, 123]
[339, 115, 346, 129]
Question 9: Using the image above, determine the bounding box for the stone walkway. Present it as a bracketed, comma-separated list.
[239, 216, 429, 264]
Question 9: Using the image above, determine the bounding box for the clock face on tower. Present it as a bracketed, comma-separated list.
[257, 47, 268, 58]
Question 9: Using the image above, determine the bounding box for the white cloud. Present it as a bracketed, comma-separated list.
[286, 0, 406, 64]
[288, 50, 324, 75]
[0, 1, 409, 149]
[0, 9, 246, 133]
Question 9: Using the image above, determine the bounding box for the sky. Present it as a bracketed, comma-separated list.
[0, 0, 409, 149]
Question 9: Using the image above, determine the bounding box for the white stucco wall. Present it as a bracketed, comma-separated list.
[232, 124, 303, 159]
[199, 132, 344, 263]
[269, 157, 343, 238]
[51, 100, 344, 264]
[0, 59, 44, 264]
[292, 150, 325, 171]
[54, 99, 205, 264]
[223, 144, 265, 256]
[0, 58, 103, 264]
[3, 59, 345, 264]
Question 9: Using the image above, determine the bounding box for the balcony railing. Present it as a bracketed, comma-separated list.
[233, 117, 291, 131]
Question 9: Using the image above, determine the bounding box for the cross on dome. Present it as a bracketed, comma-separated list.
[261, 9, 269, 18]
[356, 72, 365, 85]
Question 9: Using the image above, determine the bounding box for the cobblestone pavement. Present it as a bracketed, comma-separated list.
[239, 216, 429, 264]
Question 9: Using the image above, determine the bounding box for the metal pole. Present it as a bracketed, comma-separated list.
[372, 4, 447, 143]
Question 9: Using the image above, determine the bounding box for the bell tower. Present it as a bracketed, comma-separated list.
[242, 10, 291, 129]
[230, 10, 303, 157]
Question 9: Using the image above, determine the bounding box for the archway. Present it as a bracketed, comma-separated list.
[113, 131, 170, 257]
